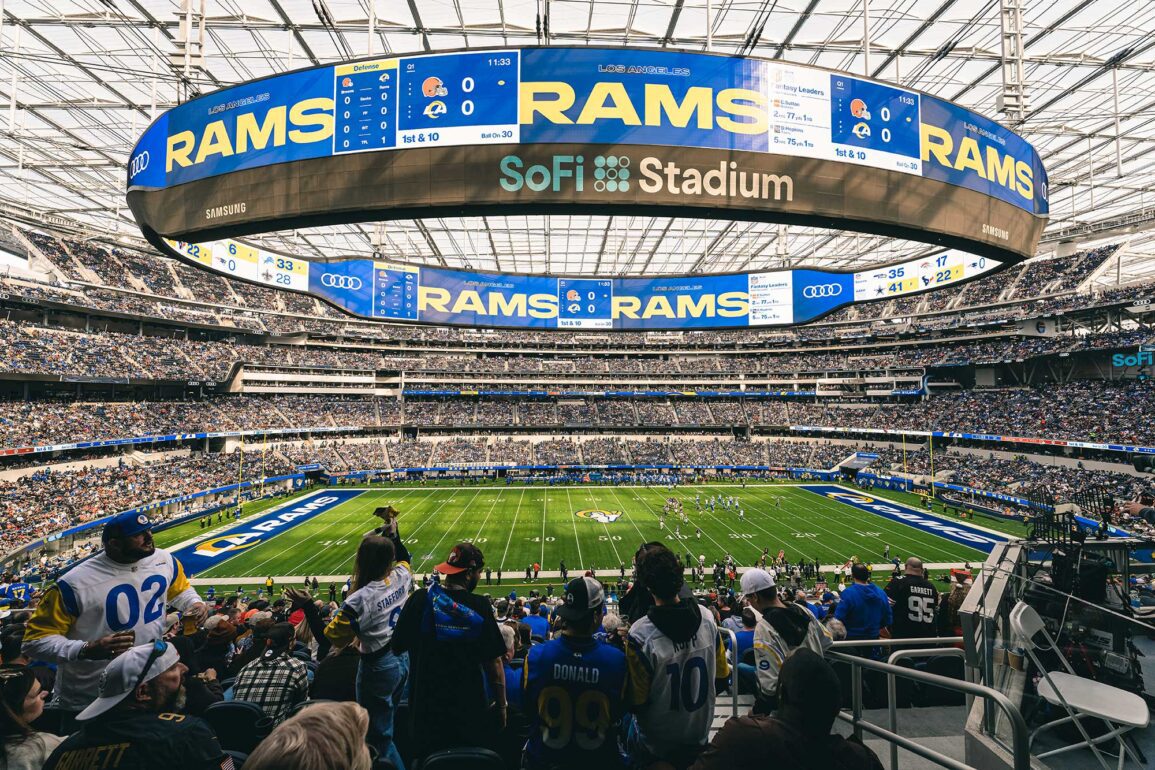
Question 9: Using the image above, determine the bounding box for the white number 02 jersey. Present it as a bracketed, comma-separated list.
[25, 549, 200, 709]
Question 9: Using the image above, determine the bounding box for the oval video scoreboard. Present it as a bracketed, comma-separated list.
[129, 46, 1048, 329]
[129, 47, 1047, 254]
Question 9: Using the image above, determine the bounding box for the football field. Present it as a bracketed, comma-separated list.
[154, 482, 1025, 584]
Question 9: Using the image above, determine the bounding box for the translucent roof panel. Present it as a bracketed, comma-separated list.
[0, 0, 1153, 278]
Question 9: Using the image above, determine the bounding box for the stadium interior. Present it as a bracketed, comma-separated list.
[1, 1, 1155, 769]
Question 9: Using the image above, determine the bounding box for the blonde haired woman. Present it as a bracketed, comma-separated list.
[244, 701, 371, 770]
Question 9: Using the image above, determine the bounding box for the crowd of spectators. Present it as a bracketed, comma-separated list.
[624, 439, 672, 465]
[0, 450, 292, 554]
[430, 438, 489, 465]
[4, 378, 1154, 454]
[384, 440, 433, 469]
[0, 495, 997, 770]
[581, 438, 629, 465]
[533, 439, 581, 466]
[9, 228, 1149, 355]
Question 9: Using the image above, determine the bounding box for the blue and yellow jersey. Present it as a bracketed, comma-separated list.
[324, 559, 411, 653]
[523, 634, 629, 768]
[24, 549, 200, 709]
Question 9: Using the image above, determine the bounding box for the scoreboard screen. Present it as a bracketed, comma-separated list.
[129, 46, 1048, 270]
[396, 51, 519, 147]
[163, 237, 1002, 330]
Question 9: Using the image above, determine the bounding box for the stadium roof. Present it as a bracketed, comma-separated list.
[1, 0, 1155, 283]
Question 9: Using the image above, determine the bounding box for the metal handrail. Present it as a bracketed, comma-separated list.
[827, 649, 1031, 770]
[885, 647, 968, 770]
[719, 627, 740, 720]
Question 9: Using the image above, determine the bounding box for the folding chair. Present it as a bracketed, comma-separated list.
[1009, 601, 1149, 770]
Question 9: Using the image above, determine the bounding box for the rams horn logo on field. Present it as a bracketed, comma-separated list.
[576, 509, 622, 524]
[194, 538, 261, 557]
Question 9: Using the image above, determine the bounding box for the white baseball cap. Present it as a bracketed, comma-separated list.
[77, 641, 180, 721]
[740, 568, 776, 596]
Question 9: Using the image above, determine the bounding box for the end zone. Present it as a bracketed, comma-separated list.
[171, 489, 364, 575]
[801, 485, 1009, 553]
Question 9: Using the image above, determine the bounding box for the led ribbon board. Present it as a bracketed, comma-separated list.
[163, 238, 1001, 329]
[129, 47, 1048, 329]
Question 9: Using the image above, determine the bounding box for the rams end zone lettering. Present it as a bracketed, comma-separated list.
[170, 489, 363, 574]
[801, 485, 1007, 553]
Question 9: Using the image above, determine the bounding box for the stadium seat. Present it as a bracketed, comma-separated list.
[286, 698, 335, 717]
[415, 747, 505, 770]
[202, 700, 274, 754]
[916, 656, 966, 707]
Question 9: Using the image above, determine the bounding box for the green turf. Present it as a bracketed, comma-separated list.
[156, 483, 1000, 581]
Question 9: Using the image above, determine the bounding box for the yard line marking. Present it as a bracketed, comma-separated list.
[498, 488, 527, 572]
[413, 488, 484, 573]
[564, 488, 585, 571]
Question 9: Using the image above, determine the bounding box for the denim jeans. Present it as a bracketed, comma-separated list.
[357, 649, 409, 770]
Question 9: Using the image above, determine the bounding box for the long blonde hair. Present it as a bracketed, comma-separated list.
[244, 702, 371, 770]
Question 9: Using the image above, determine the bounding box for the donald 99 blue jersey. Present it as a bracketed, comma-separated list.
[523, 635, 629, 770]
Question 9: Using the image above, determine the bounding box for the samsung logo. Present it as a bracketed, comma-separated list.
[205, 202, 247, 220]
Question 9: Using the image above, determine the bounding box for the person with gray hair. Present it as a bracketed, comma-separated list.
[244, 701, 372, 770]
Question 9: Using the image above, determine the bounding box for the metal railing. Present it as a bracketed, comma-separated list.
[720, 627, 740, 720]
[829, 638, 1031, 770]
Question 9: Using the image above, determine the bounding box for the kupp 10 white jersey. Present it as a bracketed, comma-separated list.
[625, 604, 729, 756]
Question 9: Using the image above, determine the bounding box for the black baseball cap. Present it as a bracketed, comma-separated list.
[436, 542, 485, 574]
[557, 576, 605, 622]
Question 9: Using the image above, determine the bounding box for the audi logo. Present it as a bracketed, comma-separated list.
[802, 284, 843, 299]
[321, 274, 363, 290]
[128, 151, 149, 178]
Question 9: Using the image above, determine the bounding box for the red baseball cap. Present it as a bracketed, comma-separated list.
[435, 542, 485, 575]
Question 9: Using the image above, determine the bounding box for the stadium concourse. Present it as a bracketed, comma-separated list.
[3, 1, 1155, 769]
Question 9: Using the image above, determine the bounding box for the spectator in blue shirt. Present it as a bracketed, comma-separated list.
[795, 590, 827, 621]
[523, 601, 550, 641]
[834, 565, 892, 658]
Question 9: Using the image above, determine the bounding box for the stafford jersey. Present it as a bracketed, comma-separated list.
[523, 635, 629, 768]
[24, 550, 199, 709]
[626, 605, 730, 754]
[325, 561, 412, 654]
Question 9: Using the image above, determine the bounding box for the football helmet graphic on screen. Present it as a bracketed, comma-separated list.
[422, 76, 448, 97]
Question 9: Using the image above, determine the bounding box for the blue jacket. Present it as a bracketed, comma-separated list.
[523, 613, 551, 640]
[834, 582, 892, 640]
